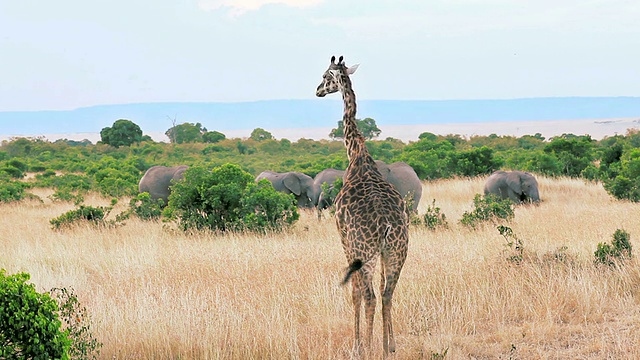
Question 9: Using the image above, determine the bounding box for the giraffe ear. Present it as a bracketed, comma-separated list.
[346, 63, 359, 75]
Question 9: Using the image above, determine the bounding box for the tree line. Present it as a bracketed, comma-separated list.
[2, 117, 640, 202]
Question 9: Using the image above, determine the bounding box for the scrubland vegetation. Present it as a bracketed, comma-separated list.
[2, 176, 640, 359]
[3, 125, 640, 358]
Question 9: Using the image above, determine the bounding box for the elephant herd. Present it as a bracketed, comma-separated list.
[255, 160, 423, 213]
[138, 164, 540, 211]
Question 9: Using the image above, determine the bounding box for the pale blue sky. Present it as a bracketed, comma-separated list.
[1, 0, 639, 111]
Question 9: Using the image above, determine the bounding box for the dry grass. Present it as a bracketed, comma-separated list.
[2, 177, 640, 359]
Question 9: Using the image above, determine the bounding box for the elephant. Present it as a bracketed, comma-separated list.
[314, 168, 346, 211]
[138, 165, 189, 205]
[483, 170, 540, 204]
[374, 160, 423, 212]
[256, 171, 319, 208]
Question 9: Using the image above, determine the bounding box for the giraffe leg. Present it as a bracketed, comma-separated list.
[379, 262, 389, 355]
[382, 257, 405, 355]
[382, 250, 406, 356]
[351, 271, 362, 352]
[379, 260, 386, 302]
[361, 263, 377, 352]
[381, 275, 396, 355]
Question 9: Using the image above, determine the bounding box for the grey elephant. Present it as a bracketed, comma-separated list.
[256, 171, 319, 208]
[138, 165, 189, 205]
[314, 168, 346, 211]
[483, 170, 540, 204]
[374, 160, 423, 212]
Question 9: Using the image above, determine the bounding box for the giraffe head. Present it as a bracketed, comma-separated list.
[315, 55, 359, 97]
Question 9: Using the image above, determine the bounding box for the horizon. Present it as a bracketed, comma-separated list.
[1, 97, 639, 143]
[1, 1, 639, 115]
[3, 95, 640, 114]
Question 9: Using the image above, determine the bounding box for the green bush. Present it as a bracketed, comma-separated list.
[460, 194, 514, 228]
[422, 199, 449, 230]
[127, 192, 165, 220]
[0, 270, 71, 359]
[1, 165, 24, 178]
[241, 179, 301, 232]
[85, 157, 141, 197]
[498, 225, 524, 264]
[543, 136, 594, 177]
[95, 174, 138, 198]
[50, 189, 85, 205]
[603, 175, 640, 202]
[594, 229, 633, 266]
[0, 177, 27, 202]
[450, 146, 502, 177]
[603, 148, 640, 201]
[7, 158, 28, 172]
[34, 173, 92, 192]
[165, 164, 299, 232]
[49, 287, 102, 359]
[320, 177, 343, 211]
[50, 205, 114, 229]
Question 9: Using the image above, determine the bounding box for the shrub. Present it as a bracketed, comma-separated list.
[498, 225, 524, 264]
[95, 174, 138, 198]
[603, 175, 640, 202]
[0, 177, 27, 202]
[42, 169, 58, 177]
[50, 189, 85, 205]
[165, 164, 299, 232]
[450, 146, 502, 177]
[460, 194, 514, 228]
[50, 205, 114, 229]
[320, 177, 343, 213]
[241, 179, 300, 232]
[0, 270, 71, 359]
[422, 199, 449, 230]
[35, 173, 92, 192]
[49, 287, 102, 360]
[594, 229, 633, 266]
[603, 148, 640, 201]
[1, 165, 24, 178]
[127, 192, 165, 220]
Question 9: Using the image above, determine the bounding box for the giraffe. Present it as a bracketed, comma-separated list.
[315, 55, 409, 356]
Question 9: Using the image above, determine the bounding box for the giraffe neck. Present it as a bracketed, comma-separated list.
[340, 74, 373, 167]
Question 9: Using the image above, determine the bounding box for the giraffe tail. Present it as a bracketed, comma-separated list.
[341, 259, 363, 285]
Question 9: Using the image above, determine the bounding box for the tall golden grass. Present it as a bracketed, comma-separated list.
[2, 177, 640, 359]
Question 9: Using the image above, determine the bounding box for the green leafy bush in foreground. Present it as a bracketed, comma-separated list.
[49, 287, 102, 360]
[0, 270, 71, 359]
[165, 163, 299, 233]
[595, 229, 633, 266]
[124, 192, 165, 220]
[460, 194, 514, 228]
[50, 204, 115, 229]
[0, 177, 28, 203]
[422, 199, 449, 230]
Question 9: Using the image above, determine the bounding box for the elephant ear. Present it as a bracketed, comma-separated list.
[506, 172, 523, 194]
[283, 174, 302, 196]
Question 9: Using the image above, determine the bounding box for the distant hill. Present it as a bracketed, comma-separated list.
[1, 97, 640, 137]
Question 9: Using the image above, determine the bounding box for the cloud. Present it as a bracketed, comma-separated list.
[198, 0, 322, 16]
[311, 0, 640, 40]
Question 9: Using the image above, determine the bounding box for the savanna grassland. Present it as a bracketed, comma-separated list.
[2, 176, 640, 359]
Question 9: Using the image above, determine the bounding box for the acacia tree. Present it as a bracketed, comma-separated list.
[329, 117, 381, 140]
[203, 130, 226, 143]
[165, 122, 206, 144]
[100, 119, 143, 147]
[250, 128, 273, 141]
